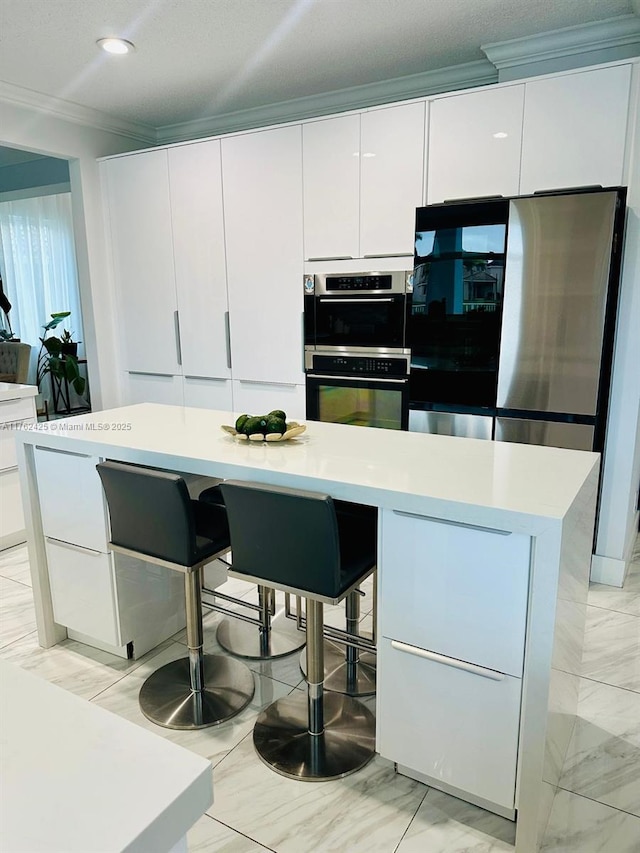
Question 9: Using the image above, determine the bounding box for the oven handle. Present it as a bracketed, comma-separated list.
[318, 298, 395, 303]
[309, 374, 408, 384]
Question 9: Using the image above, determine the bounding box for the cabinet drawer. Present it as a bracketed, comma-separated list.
[377, 637, 522, 811]
[34, 448, 109, 552]
[379, 510, 531, 676]
[46, 539, 121, 646]
[0, 396, 36, 424]
[0, 468, 25, 540]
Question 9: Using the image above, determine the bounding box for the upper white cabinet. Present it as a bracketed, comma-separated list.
[303, 114, 360, 261]
[168, 140, 230, 381]
[360, 103, 427, 257]
[103, 151, 179, 375]
[519, 64, 631, 195]
[427, 85, 524, 204]
[222, 125, 304, 385]
[303, 103, 426, 259]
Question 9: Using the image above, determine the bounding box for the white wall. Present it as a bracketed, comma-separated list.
[0, 99, 149, 409]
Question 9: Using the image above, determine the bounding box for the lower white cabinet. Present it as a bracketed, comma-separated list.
[123, 372, 184, 406]
[0, 389, 37, 549]
[46, 539, 121, 647]
[33, 447, 187, 657]
[183, 376, 233, 411]
[232, 380, 306, 421]
[376, 508, 531, 815]
[377, 638, 522, 812]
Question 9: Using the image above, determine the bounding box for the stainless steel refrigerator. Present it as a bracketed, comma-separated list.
[409, 187, 626, 453]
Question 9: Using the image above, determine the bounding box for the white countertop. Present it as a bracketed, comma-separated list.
[0, 381, 38, 402]
[17, 403, 600, 534]
[0, 660, 212, 853]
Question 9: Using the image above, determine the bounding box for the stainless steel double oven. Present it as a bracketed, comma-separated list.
[304, 271, 412, 430]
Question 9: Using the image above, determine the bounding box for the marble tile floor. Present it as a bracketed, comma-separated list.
[1, 539, 639, 853]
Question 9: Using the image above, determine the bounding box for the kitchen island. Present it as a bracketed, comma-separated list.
[16, 403, 600, 853]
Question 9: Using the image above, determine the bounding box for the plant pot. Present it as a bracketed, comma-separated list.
[60, 342, 78, 357]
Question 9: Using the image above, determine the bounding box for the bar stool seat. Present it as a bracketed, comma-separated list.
[199, 484, 305, 661]
[220, 479, 377, 781]
[96, 461, 255, 730]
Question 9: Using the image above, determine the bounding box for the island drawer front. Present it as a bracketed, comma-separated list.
[46, 539, 122, 647]
[377, 637, 521, 812]
[379, 510, 531, 677]
[0, 397, 35, 424]
[34, 447, 109, 553]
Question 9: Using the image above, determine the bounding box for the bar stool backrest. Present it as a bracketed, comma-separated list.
[220, 480, 342, 599]
[96, 461, 196, 566]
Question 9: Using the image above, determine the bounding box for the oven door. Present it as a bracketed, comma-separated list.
[313, 294, 406, 350]
[306, 373, 409, 430]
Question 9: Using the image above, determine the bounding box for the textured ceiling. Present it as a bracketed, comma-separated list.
[0, 0, 639, 130]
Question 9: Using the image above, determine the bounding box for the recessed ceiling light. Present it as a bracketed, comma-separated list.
[97, 38, 135, 55]
[493, 131, 508, 139]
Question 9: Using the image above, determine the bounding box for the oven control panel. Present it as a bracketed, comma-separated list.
[310, 354, 409, 376]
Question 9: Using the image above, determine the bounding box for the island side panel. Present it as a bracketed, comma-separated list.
[515, 462, 600, 853]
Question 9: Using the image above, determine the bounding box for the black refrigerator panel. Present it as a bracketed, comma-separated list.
[496, 190, 622, 418]
[410, 199, 509, 409]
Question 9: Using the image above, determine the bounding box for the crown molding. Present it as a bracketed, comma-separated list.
[156, 59, 497, 144]
[0, 81, 157, 145]
[482, 14, 640, 73]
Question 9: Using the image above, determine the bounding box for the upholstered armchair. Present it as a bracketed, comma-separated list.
[0, 342, 31, 384]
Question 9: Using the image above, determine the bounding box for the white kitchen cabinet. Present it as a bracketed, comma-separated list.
[360, 102, 426, 256]
[303, 114, 361, 261]
[183, 376, 233, 411]
[0, 387, 37, 550]
[168, 140, 231, 381]
[231, 380, 306, 421]
[32, 446, 186, 655]
[303, 104, 426, 259]
[520, 64, 631, 195]
[377, 638, 523, 812]
[427, 85, 524, 203]
[123, 372, 184, 406]
[102, 152, 180, 375]
[377, 507, 532, 815]
[222, 125, 305, 385]
[379, 510, 531, 676]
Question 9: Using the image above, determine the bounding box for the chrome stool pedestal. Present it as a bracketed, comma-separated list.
[216, 586, 305, 660]
[253, 600, 375, 781]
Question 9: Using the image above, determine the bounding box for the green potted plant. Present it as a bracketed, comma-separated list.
[36, 311, 86, 397]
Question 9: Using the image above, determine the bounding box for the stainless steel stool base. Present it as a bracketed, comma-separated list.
[300, 640, 376, 696]
[139, 655, 255, 730]
[253, 691, 376, 781]
[217, 614, 306, 660]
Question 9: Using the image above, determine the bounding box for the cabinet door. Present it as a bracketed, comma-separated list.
[222, 125, 304, 385]
[379, 509, 531, 677]
[427, 85, 524, 204]
[183, 376, 233, 412]
[232, 380, 306, 421]
[377, 638, 522, 812]
[302, 114, 360, 260]
[0, 469, 24, 542]
[520, 64, 631, 195]
[360, 102, 426, 257]
[168, 141, 231, 380]
[124, 372, 184, 406]
[102, 152, 180, 374]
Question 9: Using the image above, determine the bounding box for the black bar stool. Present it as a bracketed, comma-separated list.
[199, 484, 306, 661]
[96, 461, 255, 730]
[220, 479, 377, 781]
[298, 499, 377, 696]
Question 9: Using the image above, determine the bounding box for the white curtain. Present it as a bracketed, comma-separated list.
[0, 192, 84, 394]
